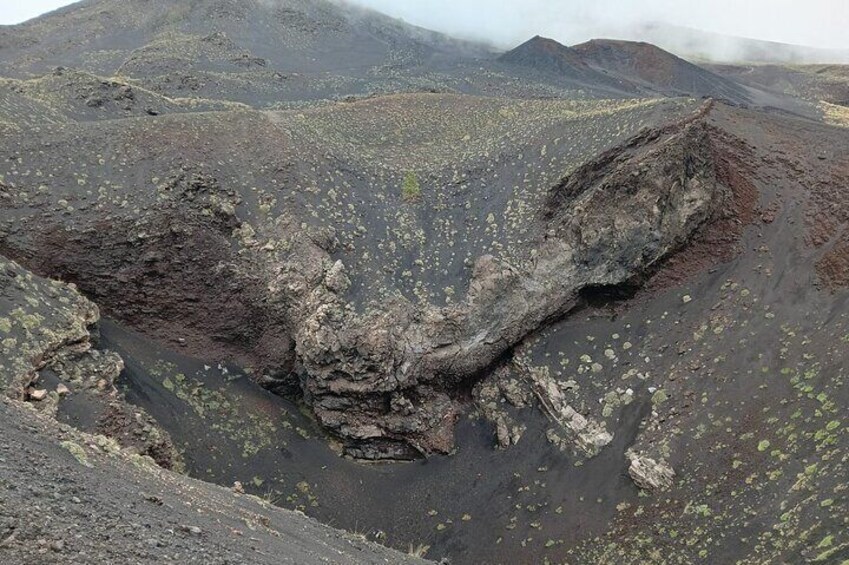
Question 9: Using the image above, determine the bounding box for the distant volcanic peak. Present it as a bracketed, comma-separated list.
[499, 35, 750, 104]
[573, 38, 688, 69]
[571, 37, 750, 102]
[575, 38, 663, 51]
[523, 35, 583, 57]
[499, 35, 589, 72]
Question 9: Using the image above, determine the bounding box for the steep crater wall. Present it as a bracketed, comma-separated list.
[2, 107, 739, 461]
[295, 117, 727, 459]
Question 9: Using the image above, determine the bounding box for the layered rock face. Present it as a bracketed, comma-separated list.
[291, 118, 725, 459]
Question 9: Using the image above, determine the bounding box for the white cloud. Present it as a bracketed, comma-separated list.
[2, 0, 846, 50]
[0, 0, 75, 25]
[352, 0, 848, 50]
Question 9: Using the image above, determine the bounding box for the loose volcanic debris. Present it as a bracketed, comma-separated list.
[0, 395, 429, 565]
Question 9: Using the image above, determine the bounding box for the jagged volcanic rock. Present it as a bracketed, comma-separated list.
[294, 106, 725, 458]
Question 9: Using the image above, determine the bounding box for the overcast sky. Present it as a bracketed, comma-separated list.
[2, 0, 847, 50]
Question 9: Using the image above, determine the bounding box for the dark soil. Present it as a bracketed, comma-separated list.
[98, 318, 650, 564]
[0, 396, 427, 565]
[1, 2, 847, 564]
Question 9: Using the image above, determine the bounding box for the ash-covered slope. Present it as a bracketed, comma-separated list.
[708, 62, 849, 107]
[0, 0, 508, 106]
[0, 89, 701, 459]
[1, 2, 848, 564]
[0, 0, 489, 76]
[498, 35, 635, 94]
[3, 97, 846, 564]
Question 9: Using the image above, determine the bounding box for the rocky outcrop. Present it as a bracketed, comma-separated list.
[627, 450, 675, 491]
[290, 117, 726, 459]
[0, 255, 182, 469]
[7, 168, 293, 375]
[473, 366, 530, 449]
[0, 256, 100, 398]
[526, 364, 613, 457]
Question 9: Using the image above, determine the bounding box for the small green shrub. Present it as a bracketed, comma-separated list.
[61, 440, 92, 468]
[401, 171, 421, 201]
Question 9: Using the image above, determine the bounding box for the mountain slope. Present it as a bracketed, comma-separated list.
[0, 0, 491, 77]
[8, 0, 653, 105]
[498, 35, 634, 93]
[573, 39, 751, 103]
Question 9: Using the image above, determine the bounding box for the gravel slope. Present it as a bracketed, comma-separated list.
[0, 395, 429, 564]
